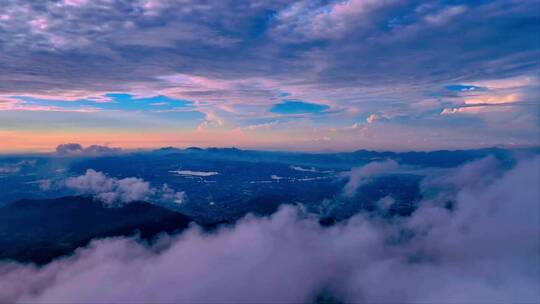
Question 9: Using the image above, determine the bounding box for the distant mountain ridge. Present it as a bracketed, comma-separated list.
[151, 146, 529, 168]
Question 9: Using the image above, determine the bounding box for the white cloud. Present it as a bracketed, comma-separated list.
[196, 111, 224, 131]
[0, 160, 36, 174]
[366, 114, 380, 124]
[65, 169, 185, 205]
[424, 5, 467, 25]
[24, 179, 52, 191]
[0, 164, 21, 174]
[422, 156, 500, 191]
[342, 160, 400, 197]
[270, 174, 284, 180]
[159, 184, 186, 205]
[169, 170, 219, 177]
[290, 165, 318, 172]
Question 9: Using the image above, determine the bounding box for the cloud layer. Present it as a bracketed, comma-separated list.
[1, 156, 538, 303]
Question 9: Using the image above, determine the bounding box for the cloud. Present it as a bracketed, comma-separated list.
[23, 179, 53, 191]
[0, 164, 22, 174]
[83, 145, 122, 155]
[0, 156, 538, 303]
[64, 169, 185, 205]
[365, 114, 380, 124]
[342, 160, 400, 197]
[272, 0, 394, 41]
[290, 165, 318, 172]
[0, 160, 36, 174]
[417, 156, 503, 210]
[463, 93, 521, 105]
[38, 179, 52, 191]
[158, 184, 187, 205]
[0, 96, 100, 112]
[426, 156, 500, 190]
[169, 170, 219, 177]
[55, 143, 121, 155]
[55, 143, 84, 154]
[196, 111, 224, 131]
[64, 169, 151, 204]
[242, 121, 279, 131]
[423, 5, 467, 25]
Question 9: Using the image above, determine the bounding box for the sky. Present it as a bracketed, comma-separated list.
[0, 0, 539, 152]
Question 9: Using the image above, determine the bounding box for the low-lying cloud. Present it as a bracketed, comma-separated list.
[55, 143, 121, 156]
[0, 156, 538, 303]
[169, 169, 219, 177]
[0, 160, 36, 174]
[65, 169, 185, 205]
[342, 159, 400, 197]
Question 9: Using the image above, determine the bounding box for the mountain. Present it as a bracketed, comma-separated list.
[148, 146, 526, 169]
[0, 196, 197, 265]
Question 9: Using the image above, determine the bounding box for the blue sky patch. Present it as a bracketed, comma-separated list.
[104, 94, 193, 110]
[13, 94, 194, 112]
[270, 100, 329, 114]
[445, 85, 487, 92]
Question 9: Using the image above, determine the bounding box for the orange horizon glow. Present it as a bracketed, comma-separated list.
[0, 129, 325, 154]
